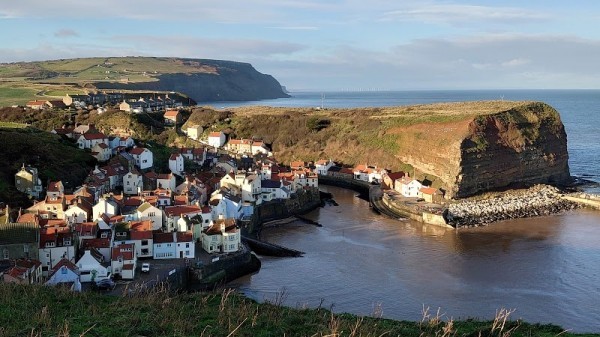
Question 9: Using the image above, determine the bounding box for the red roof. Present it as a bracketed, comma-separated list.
[111, 244, 135, 261]
[48, 181, 62, 192]
[386, 172, 406, 182]
[340, 168, 354, 175]
[176, 232, 193, 242]
[82, 238, 111, 249]
[153, 232, 175, 243]
[6, 266, 28, 279]
[130, 231, 153, 240]
[164, 110, 180, 118]
[419, 187, 439, 195]
[169, 153, 181, 161]
[26, 100, 47, 107]
[130, 220, 153, 231]
[129, 147, 147, 155]
[15, 258, 42, 269]
[49, 259, 78, 276]
[16, 213, 38, 224]
[83, 132, 107, 140]
[164, 205, 201, 217]
[208, 132, 222, 137]
[75, 222, 97, 236]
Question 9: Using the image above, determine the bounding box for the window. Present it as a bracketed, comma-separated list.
[141, 240, 148, 246]
[186, 243, 190, 248]
[3, 249, 8, 259]
[64, 238, 71, 246]
[45, 242, 55, 248]
[101, 232, 108, 238]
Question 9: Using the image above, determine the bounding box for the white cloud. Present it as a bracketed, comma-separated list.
[262, 34, 600, 90]
[501, 58, 530, 67]
[269, 26, 319, 30]
[381, 4, 551, 25]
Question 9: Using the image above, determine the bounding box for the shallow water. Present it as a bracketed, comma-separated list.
[233, 186, 600, 332]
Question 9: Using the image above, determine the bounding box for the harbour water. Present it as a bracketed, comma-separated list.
[223, 90, 600, 332]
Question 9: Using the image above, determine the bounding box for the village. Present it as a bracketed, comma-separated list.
[0, 107, 444, 291]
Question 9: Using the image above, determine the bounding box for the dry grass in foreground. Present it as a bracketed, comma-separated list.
[0, 284, 596, 337]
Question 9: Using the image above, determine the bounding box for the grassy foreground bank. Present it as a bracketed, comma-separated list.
[0, 284, 596, 337]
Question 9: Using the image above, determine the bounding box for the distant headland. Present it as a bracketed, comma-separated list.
[0, 57, 290, 105]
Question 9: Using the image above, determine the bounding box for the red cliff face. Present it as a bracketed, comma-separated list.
[453, 102, 571, 197]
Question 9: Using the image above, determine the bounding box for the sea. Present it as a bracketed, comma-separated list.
[205, 90, 600, 332]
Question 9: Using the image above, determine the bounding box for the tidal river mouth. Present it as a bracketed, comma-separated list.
[233, 185, 600, 333]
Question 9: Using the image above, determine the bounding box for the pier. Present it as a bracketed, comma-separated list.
[561, 192, 600, 210]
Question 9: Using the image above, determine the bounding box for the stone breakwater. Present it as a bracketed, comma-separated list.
[447, 185, 579, 227]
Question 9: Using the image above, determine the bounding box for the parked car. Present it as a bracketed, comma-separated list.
[141, 263, 150, 273]
[93, 278, 116, 291]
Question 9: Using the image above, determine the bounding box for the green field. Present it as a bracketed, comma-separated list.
[0, 57, 222, 105]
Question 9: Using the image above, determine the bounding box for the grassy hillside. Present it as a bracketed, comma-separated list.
[0, 57, 288, 105]
[0, 284, 596, 337]
[183, 102, 519, 187]
[0, 127, 96, 208]
[183, 101, 570, 195]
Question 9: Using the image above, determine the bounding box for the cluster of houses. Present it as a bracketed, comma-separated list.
[4, 121, 444, 291]
[2, 128, 323, 290]
[25, 91, 191, 113]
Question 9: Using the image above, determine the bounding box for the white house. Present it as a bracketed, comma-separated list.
[208, 131, 226, 148]
[119, 137, 135, 148]
[45, 259, 81, 292]
[64, 201, 91, 225]
[123, 169, 143, 195]
[111, 243, 136, 280]
[175, 232, 195, 259]
[129, 220, 154, 258]
[261, 180, 291, 201]
[164, 205, 203, 232]
[153, 232, 176, 259]
[201, 218, 240, 254]
[80, 237, 112, 263]
[157, 173, 176, 191]
[315, 159, 334, 175]
[39, 228, 76, 277]
[92, 197, 120, 220]
[92, 143, 112, 162]
[209, 192, 243, 219]
[137, 201, 163, 230]
[237, 172, 262, 205]
[76, 249, 110, 283]
[250, 141, 270, 155]
[77, 132, 108, 150]
[129, 147, 153, 170]
[397, 176, 423, 198]
[186, 125, 203, 140]
[169, 153, 185, 176]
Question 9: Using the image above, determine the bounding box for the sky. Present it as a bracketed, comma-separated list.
[1, 1, 600, 91]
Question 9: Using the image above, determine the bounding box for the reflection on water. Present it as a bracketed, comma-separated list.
[233, 186, 600, 332]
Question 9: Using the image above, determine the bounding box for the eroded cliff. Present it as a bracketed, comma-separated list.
[197, 101, 571, 198]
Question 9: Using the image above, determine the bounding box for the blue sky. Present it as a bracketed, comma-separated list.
[1, 1, 600, 91]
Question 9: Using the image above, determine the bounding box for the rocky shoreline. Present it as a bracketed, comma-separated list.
[446, 185, 579, 228]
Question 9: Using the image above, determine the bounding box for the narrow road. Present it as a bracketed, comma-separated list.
[369, 185, 407, 220]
